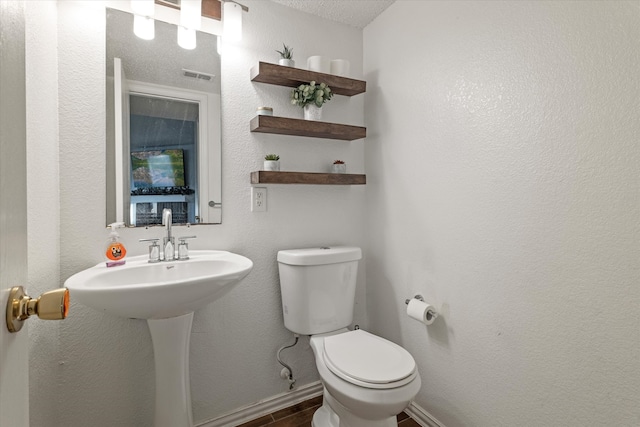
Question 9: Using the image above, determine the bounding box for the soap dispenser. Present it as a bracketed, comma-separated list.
[105, 222, 127, 267]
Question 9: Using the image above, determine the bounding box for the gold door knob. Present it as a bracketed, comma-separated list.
[6, 286, 69, 333]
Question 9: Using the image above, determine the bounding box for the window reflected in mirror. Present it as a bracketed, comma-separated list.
[129, 95, 199, 226]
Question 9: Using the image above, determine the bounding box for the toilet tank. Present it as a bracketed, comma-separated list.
[277, 247, 362, 335]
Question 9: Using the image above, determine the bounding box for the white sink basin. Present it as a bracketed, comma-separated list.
[65, 250, 253, 319]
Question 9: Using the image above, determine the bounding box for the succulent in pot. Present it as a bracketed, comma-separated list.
[331, 160, 346, 174]
[264, 154, 280, 171]
[276, 44, 294, 67]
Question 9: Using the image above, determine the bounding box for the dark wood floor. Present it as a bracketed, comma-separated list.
[236, 395, 421, 427]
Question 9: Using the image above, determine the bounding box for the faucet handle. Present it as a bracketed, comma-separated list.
[139, 238, 160, 263]
[177, 236, 196, 261]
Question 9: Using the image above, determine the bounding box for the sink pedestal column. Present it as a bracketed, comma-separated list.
[148, 312, 194, 427]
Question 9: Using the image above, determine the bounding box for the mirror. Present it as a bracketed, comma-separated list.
[106, 7, 221, 226]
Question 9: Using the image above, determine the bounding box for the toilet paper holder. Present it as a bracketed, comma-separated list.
[405, 295, 438, 321]
[404, 294, 424, 305]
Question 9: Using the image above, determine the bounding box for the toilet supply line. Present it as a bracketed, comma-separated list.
[276, 333, 299, 390]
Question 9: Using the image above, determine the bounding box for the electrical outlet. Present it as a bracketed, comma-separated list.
[251, 187, 267, 212]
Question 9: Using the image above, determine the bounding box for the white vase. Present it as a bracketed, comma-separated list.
[330, 59, 350, 77]
[264, 160, 280, 171]
[306, 55, 330, 73]
[278, 58, 295, 67]
[304, 104, 322, 121]
[331, 163, 346, 174]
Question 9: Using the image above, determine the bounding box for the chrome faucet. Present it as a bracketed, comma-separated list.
[139, 209, 195, 263]
[162, 208, 175, 261]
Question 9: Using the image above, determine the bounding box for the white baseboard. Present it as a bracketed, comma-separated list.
[196, 381, 324, 427]
[405, 401, 446, 427]
[196, 382, 445, 427]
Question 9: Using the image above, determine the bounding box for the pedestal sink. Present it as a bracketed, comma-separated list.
[64, 250, 253, 427]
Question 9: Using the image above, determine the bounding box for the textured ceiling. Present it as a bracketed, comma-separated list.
[269, 0, 396, 29]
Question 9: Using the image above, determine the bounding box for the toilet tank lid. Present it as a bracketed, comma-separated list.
[277, 246, 362, 266]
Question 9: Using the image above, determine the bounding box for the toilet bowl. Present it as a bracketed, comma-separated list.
[309, 329, 421, 427]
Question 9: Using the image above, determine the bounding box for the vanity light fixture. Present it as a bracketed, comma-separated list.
[131, 0, 155, 40]
[127, 0, 248, 48]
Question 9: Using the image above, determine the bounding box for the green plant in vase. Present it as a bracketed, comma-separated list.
[291, 81, 333, 121]
[276, 44, 294, 67]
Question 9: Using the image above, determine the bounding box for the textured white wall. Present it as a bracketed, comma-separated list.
[364, 1, 640, 426]
[27, 1, 365, 426]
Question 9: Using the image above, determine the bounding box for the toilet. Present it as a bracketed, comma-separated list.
[277, 246, 421, 427]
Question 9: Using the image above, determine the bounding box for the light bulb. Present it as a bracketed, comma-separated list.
[217, 36, 223, 56]
[223, 1, 242, 43]
[133, 14, 154, 40]
[131, 0, 154, 17]
[180, 0, 201, 30]
[178, 26, 197, 50]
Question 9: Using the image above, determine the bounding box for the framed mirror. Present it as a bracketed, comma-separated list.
[106, 7, 221, 226]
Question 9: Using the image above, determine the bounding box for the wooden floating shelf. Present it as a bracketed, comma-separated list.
[250, 62, 366, 96]
[251, 171, 366, 185]
[250, 115, 366, 141]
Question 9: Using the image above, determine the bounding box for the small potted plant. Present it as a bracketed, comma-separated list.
[290, 81, 333, 121]
[331, 160, 346, 174]
[264, 154, 280, 171]
[276, 43, 294, 67]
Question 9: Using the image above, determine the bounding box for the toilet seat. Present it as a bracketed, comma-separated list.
[322, 330, 417, 389]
